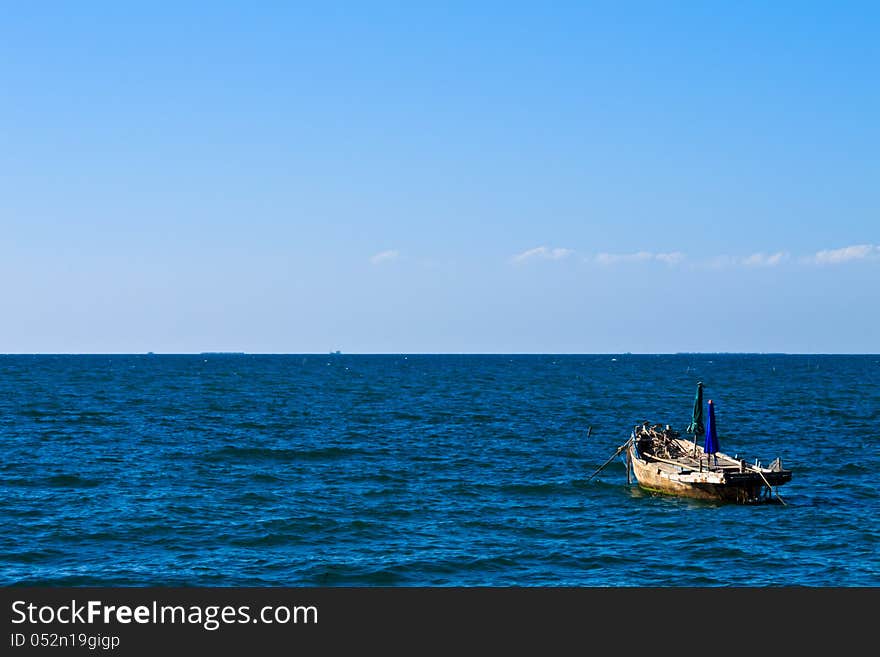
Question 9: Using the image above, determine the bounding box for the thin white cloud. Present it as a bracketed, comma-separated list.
[807, 244, 879, 265]
[696, 252, 788, 269]
[655, 251, 686, 265]
[510, 244, 878, 269]
[512, 246, 574, 264]
[699, 255, 737, 270]
[742, 251, 789, 267]
[370, 249, 399, 265]
[593, 251, 685, 266]
[594, 251, 651, 265]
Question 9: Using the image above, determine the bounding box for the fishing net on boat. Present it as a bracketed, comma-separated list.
[634, 423, 689, 459]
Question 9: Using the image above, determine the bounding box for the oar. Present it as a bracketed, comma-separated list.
[754, 468, 787, 506]
[587, 437, 632, 481]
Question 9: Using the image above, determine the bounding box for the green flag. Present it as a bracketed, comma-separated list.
[686, 381, 704, 435]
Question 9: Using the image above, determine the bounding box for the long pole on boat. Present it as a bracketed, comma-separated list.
[587, 435, 633, 482]
[749, 465, 787, 506]
[625, 442, 632, 484]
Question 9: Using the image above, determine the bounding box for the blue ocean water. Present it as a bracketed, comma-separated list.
[1, 354, 877, 586]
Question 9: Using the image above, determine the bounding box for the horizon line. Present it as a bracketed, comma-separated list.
[1, 351, 877, 357]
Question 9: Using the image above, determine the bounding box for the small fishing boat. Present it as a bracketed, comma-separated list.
[589, 382, 792, 504]
[627, 421, 792, 503]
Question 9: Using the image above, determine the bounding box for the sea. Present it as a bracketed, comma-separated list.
[1, 354, 877, 587]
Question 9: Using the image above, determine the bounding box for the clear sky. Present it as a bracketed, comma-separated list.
[1, 2, 877, 353]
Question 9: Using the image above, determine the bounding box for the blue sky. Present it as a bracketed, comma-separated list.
[1, 2, 877, 353]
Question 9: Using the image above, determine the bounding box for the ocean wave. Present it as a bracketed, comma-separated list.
[202, 445, 366, 462]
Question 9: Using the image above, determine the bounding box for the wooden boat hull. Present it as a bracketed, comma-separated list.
[631, 454, 761, 502]
[628, 438, 791, 504]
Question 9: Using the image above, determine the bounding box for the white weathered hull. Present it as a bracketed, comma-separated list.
[628, 437, 790, 504]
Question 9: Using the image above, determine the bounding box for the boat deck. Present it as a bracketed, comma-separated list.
[629, 427, 792, 501]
